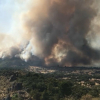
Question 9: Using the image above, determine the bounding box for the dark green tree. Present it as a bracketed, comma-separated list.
[41, 90, 49, 100]
[59, 81, 73, 97]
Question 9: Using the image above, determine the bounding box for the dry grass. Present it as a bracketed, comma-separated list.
[92, 98, 100, 100]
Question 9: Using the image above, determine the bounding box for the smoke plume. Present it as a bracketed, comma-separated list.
[0, 0, 100, 66]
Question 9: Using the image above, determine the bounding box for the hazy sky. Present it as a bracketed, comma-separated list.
[0, 0, 16, 33]
[0, 0, 33, 34]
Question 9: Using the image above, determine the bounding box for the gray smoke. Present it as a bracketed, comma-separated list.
[20, 0, 100, 66]
[1, 0, 100, 66]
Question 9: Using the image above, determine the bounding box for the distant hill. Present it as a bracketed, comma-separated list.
[0, 56, 44, 69]
[0, 56, 99, 71]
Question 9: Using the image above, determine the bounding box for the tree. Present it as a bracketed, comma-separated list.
[59, 81, 73, 97]
[72, 85, 90, 99]
[41, 90, 49, 100]
[31, 90, 41, 100]
[89, 88, 99, 97]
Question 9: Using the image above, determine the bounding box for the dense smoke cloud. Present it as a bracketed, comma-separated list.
[0, 0, 100, 66]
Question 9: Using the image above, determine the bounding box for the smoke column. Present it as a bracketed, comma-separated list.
[0, 0, 100, 66]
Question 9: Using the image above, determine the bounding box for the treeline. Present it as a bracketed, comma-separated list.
[17, 72, 100, 100]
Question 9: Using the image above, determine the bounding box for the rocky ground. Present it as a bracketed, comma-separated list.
[0, 72, 31, 100]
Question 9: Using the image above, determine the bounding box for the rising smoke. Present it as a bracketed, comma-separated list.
[0, 0, 100, 66]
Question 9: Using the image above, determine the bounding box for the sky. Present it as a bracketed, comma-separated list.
[0, 0, 30, 34]
[0, 0, 17, 33]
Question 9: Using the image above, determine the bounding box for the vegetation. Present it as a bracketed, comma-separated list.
[0, 68, 100, 100]
[16, 72, 100, 100]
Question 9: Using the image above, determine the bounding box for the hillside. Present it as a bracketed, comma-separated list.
[0, 56, 44, 69]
